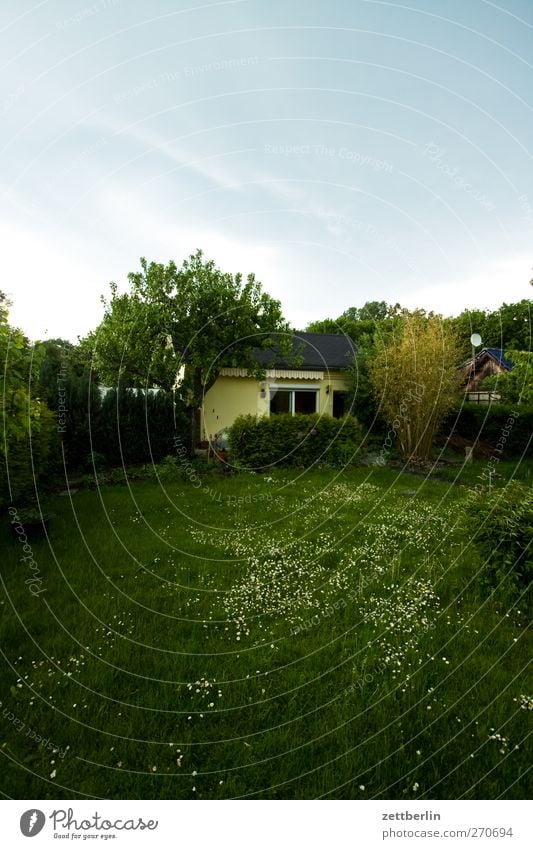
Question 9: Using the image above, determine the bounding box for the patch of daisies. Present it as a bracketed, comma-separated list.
[187, 483, 455, 643]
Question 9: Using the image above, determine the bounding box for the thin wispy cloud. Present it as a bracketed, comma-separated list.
[1, 0, 531, 340]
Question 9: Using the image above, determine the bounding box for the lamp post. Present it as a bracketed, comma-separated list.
[465, 333, 483, 466]
[470, 332, 482, 394]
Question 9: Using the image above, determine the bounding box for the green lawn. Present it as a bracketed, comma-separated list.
[1, 463, 531, 799]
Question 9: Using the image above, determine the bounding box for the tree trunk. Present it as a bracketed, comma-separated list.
[183, 366, 217, 455]
[185, 405, 201, 455]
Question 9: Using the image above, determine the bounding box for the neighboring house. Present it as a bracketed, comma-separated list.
[200, 332, 356, 442]
[459, 347, 514, 403]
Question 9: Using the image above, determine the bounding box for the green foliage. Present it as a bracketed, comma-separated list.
[345, 338, 385, 429]
[90, 250, 294, 450]
[307, 300, 402, 347]
[448, 300, 531, 359]
[369, 311, 461, 461]
[36, 339, 104, 473]
[95, 388, 188, 467]
[36, 340, 190, 473]
[482, 350, 533, 405]
[155, 455, 187, 483]
[468, 481, 533, 599]
[63, 370, 103, 470]
[308, 299, 531, 371]
[0, 302, 56, 507]
[87, 289, 179, 392]
[37, 338, 74, 406]
[307, 302, 405, 430]
[228, 413, 363, 469]
[1, 401, 56, 507]
[441, 403, 532, 458]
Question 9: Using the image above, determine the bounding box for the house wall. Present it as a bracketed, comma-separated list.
[200, 371, 349, 441]
[465, 360, 506, 392]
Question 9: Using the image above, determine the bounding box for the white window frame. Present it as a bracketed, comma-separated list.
[269, 384, 320, 415]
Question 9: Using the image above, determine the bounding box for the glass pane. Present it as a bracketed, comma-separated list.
[270, 389, 291, 414]
[294, 391, 317, 414]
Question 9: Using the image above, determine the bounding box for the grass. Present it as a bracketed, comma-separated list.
[1, 460, 531, 800]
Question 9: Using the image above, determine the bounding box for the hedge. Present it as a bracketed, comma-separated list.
[468, 480, 533, 599]
[93, 388, 189, 467]
[1, 403, 57, 507]
[441, 403, 533, 458]
[228, 413, 364, 470]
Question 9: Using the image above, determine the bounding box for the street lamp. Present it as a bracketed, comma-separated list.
[463, 332, 483, 465]
[470, 332, 482, 391]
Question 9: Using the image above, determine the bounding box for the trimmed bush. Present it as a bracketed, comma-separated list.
[468, 481, 533, 599]
[441, 403, 533, 458]
[95, 388, 188, 467]
[61, 370, 103, 470]
[1, 402, 57, 507]
[228, 413, 363, 470]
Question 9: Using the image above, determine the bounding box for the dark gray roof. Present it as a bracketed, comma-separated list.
[254, 332, 356, 370]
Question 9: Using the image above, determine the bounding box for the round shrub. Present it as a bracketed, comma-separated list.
[468, 480, 533, 599]
[228, 413, 363, 470]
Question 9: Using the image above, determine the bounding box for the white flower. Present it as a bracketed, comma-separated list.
[50, 769, 57, 779]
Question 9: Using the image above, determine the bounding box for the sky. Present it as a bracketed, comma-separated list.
[1, 0, 532, 342]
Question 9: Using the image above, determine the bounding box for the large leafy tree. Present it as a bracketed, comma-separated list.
[89, 250, 293, 451]
[369, 311, 461, 461]
[449, 300, 531, 359]
[307, 301, 402, 344]
[0, 293, 47, 448]
[0, 295, 56, 505]
[483, 300, 531, 352]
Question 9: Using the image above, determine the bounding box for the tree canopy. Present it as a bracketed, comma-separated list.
[307, 299, 532, 359]
[0, 295, 56, 505]
[88, 250, 294, 449]
[447, 300, 531, 359]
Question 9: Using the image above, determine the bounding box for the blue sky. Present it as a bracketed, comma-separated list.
[2, 0, 532, 341]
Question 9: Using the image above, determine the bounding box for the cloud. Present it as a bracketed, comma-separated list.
[402, 255, 532, 316]
[4, 187, 285, 341]
[3, 216, 111, 341]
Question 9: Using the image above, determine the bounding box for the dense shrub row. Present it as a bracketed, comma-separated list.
[1, 404, 57, 507]
[92, 388, 188, 468]
[54, 386, 189, 471]
[441, 403, 533, 457]
[468, 481, 533, 599]
[228, 413, 364, 469]
[2, 384, 189, 508]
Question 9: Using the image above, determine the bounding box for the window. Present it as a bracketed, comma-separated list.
[269, 387, 318, 415]
[269, 389, 291, 414]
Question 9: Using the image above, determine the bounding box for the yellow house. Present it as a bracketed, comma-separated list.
[200, 332, 356, 443]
